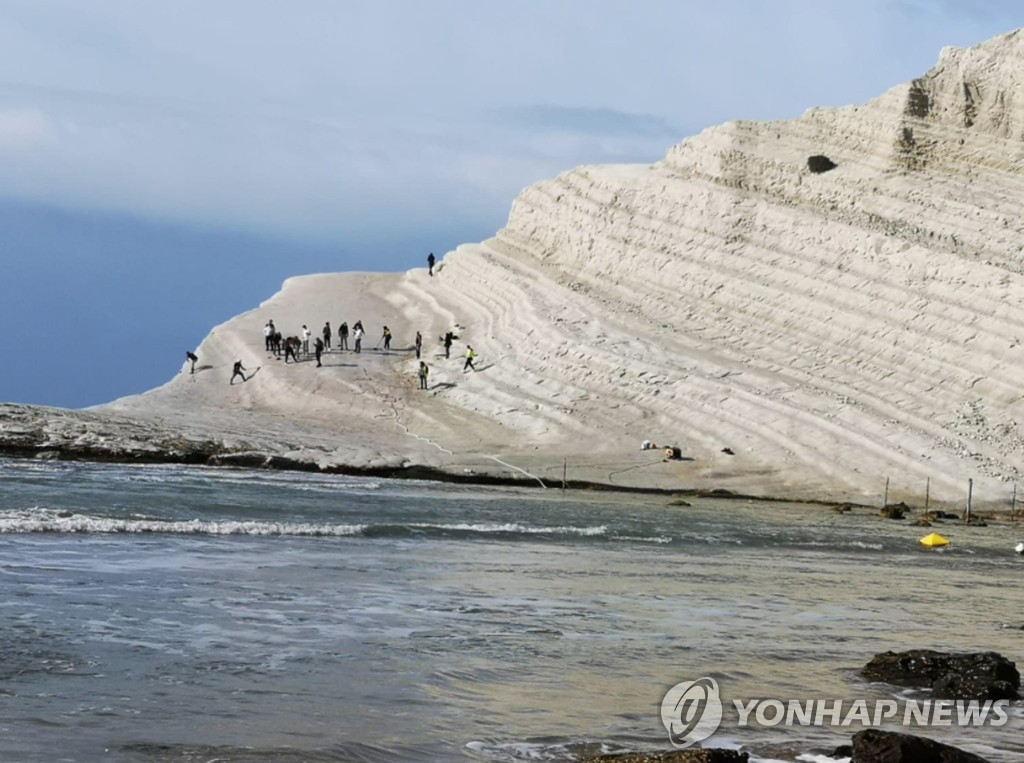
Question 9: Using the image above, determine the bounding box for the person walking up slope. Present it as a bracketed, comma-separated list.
[230, 360, 248, 385]
[463, 345, 478, 372]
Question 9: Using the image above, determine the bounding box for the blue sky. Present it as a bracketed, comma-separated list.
[1, 1, 1021, 408]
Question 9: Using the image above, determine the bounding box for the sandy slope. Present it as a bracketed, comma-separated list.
[95, 30, 1024, 507]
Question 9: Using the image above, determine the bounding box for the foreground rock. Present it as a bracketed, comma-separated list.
[852, 728, 989, 762]
[862, 650, 1020, 700]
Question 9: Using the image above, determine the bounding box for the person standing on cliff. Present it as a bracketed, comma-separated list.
[380, 326, 392, 353]
[427, 252, 436, 276]
[415, 331, 422, 359]
[230, 360, 248, 385]
[443, 331, 453, 359]
[353, 324, 364, 353]
[323, 322, 332, 351]
[302, 325, 312, 357]
[264, 321, 275, 352]
[185, 351, 198, 375]
[418, 361, 429, 389]
[339, 321, 349, 351]
[314, 337, 324, 367]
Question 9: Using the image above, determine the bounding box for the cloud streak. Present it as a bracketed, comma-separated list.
[0, 1, 1020, 241]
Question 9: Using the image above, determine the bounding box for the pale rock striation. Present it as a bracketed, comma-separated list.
[17, 30, 1024, 505]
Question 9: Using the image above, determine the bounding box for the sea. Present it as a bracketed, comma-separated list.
[1, 457, 1022, 763]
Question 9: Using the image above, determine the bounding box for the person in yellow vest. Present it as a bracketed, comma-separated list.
[463, 345, 477, 372]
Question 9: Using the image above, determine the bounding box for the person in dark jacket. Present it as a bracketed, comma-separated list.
[230, 360, 248, 384]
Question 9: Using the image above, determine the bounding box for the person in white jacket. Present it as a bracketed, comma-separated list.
[302, 325, 312, 357]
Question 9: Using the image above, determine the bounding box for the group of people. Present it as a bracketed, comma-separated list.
[257, 316, 481, 390]
[211, 303, 483, 389]
[263, 319, 386, 367]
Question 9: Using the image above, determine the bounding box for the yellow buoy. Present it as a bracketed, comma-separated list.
[920, 532, 950, 547]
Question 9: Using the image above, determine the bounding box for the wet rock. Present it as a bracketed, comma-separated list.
[862, 649, 1020, 701]
[263, 455, 321, 472]
[851, 728, 988, 762]
[207, 451, 271, 468]
[880, 502, 910, 519]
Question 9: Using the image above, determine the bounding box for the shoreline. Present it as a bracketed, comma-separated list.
[0, 441, 799, 504]
[2, 401, 1017, 516]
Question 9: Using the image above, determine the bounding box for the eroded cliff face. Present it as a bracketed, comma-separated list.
[69, 30, 1024, 504]
[426, 29, 1024, 502]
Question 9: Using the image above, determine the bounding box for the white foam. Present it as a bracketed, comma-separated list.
[407, 522, 608, 536]
[0, 508, 365, 537]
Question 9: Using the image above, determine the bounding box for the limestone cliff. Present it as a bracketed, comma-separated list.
[34, 29, 1024, 506]
[421, 29, 1024, 502]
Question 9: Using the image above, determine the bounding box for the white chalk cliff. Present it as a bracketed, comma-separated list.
[104, 29, 1024, 506]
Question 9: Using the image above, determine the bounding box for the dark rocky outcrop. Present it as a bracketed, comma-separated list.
[862, 650, 1020, 701]
[880, 502, 910, 519]
[852, 728, 989, 762]
[579, 750, 747, 763]
[807, 154, 838, 173]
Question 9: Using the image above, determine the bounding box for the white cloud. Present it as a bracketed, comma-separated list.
[0, 107, 54, 150]
[0, 1, 1020, 239]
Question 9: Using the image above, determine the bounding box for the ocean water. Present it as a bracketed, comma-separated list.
[1, 457, 1022, 762]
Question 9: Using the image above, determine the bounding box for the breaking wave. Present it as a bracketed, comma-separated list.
[0, 509, 610, 540]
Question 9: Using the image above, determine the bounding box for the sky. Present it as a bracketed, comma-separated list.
[2, 0, 1022, 408]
